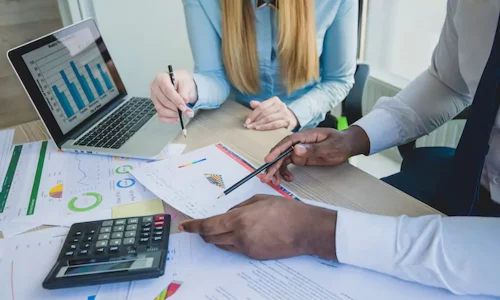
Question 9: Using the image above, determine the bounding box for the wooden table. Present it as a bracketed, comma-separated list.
[11, 100, 440, 227]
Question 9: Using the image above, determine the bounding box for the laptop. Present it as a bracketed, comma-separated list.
[7, 19, 182, 159]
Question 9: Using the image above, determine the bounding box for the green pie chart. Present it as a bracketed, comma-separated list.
[68, 192, 103, 212]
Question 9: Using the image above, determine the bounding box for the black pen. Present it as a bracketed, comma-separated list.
[217, 145, 296, 199]
[168, 65, 186, 138]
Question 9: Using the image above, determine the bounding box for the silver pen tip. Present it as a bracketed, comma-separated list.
[182, 129, 187, 138]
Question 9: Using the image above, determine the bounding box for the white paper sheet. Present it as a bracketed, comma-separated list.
[0, 142, 185, 234]
[170, 250, 493, 300]
[0, 128, 14, 192]
[0, 227, 101, 300]
[131, 143, 299, 219]
[92, 233, 223, 300]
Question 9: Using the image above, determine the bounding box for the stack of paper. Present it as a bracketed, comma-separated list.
[0, 140, 185, 237]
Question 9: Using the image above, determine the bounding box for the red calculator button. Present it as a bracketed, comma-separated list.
[154, 215, 165, 222]
[154, 221, 164, 227]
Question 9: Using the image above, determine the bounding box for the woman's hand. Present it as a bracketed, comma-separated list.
[245, 97, 299, 131]
[150, 70, 198, 123]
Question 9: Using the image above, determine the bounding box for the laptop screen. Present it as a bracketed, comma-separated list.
[21, 27, 120, 134]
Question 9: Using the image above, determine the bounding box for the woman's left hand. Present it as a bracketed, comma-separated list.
[245, 97, 299, 131]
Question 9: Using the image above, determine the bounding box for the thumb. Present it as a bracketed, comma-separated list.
[249, 100, 260, 109]
[294, 144, 316, 156]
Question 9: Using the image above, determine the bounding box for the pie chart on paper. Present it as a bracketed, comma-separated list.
[49, 183, 63, 199]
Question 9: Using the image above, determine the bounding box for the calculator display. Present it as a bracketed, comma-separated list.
[57, 257, 153, 277]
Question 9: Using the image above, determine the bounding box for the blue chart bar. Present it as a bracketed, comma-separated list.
[97, 63, 113, 90]
[70, 61, 95, 103]
[85, 64, 104, 96]
[52, 86, 74, 118]
[60, 70, 86, 111]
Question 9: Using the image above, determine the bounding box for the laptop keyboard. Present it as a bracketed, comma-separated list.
[74, 97, 156, 149]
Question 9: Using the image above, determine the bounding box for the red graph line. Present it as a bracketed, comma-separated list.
[10, 260, 15, 300]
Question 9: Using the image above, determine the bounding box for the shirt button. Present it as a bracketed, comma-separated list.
[494, 177, 500, 184]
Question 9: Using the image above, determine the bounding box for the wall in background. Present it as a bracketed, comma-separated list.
[0, 0, 62, 129]
[91, 0, 194, 97]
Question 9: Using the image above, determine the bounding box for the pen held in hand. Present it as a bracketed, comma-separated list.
[168, 65, 187, 138]
[217, 145, 296, 199]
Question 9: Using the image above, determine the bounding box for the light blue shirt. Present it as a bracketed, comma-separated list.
[182, 0, 357, 129]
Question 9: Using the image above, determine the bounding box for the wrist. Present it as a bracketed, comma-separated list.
[286, 107, 300, 131]
[305, 206, 338, 260]
[343, 125, 371, 156]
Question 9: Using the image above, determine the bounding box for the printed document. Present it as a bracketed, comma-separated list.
[131, 143, 299, 219]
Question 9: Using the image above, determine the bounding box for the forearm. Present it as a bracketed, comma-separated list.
[288, 80, 353, 129]
[335, 210, 500, 296]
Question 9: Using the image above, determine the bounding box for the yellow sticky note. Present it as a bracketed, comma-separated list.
[112, 199, 164, 219]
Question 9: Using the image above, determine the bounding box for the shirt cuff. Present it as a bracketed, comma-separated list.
[353, 109, 400, 155]
[287, 101, 318, 130]
[191, 73, 223, 111]
[336, 209, 399, 275]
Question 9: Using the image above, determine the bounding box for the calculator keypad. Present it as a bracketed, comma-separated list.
[60, 214, 170, 259]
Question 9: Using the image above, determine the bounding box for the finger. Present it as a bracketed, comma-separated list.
[247, 106, 282, 129]
[261, 157, 286, 183]
[201, 232, 235, 245]
[179, 214, 231, 235]
[249, 100, 260, 109]
[245, 97, 278, 125]
[158, 116, 179, 124]
[264, 129, 330, 163]
[247, 112, 283, 128]
[279, 160, 294, 182]
[151, 84, 178, 111]
[254, 120, 288, 131]
[155, 73, 190, 113]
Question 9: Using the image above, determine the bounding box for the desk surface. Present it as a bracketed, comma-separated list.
[12, 100, 440, 228]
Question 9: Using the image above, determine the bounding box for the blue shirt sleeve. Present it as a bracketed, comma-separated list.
[288, 0, 358, 129]
[182, 0, 231, 110]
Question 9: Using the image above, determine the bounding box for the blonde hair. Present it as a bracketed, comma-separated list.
[221, 0, 319, 95]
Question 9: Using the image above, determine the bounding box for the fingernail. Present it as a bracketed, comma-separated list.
[247, 124, 254, 129]
[295, 144, 307, 154]
[271, 177, 276, 185]
[245, 119, 251, 125]
[179, 105, 187, 111]
[186, 110, 194, 118]
[255, 126, 260, 130]
[178, 225, 184, 232]
[243, 123, 247, 128]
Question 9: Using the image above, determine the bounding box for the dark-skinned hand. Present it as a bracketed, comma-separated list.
[179, 195, 338, 260]
[261, 126, 370, 185]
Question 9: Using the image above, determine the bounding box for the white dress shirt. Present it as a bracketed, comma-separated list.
[335, 0, 500, 297]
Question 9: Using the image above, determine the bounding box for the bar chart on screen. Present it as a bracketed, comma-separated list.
[21, 28, 119, 134]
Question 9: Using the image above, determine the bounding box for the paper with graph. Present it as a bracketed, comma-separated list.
[131, 143, 299, 219]
[0, 227, 101, 300]
[0, 140, 185, 233]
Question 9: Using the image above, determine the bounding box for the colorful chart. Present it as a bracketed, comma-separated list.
[204, 173, 225, 189]
[68, 192, 103, 212]
[178, 158, 206, 168]
[116, 178, 136, 188]
[49, 183, 63, 199]
[155, 281, 183, 300]
[115, 165, 133, 174]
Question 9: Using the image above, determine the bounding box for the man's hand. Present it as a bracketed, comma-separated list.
[179, 195, 337, 260]
[261, 126, 370, 185]
[245, 97, 298, 131]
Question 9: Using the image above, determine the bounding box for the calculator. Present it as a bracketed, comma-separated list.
[43, 214, 171, 289]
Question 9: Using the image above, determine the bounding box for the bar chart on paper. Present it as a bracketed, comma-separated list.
[22, 29, 119, 134]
